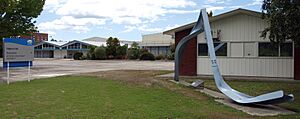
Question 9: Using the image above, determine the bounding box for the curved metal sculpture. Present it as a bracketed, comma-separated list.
[174, 9, 294, 104]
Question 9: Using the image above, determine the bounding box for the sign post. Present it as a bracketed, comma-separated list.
[3, 38, 34, 84]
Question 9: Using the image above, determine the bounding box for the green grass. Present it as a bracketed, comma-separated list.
[0, 76, 249, 118]
[184, 78, 300, 118]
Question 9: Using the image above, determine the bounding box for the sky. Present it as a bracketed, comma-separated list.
[36, 0, 262, 41]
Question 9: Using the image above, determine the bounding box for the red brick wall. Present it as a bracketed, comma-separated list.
[20, 33, 48, 43]
[175, 28, 197, 76]
[295, 47, 300, 80]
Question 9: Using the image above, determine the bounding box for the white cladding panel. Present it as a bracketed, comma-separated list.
[198, 14, 269, 43]
[197, 57, 293, 78]
[141, 33, 174, 46]
[196, 13, 294, 78]
[54, 50, 67, 58]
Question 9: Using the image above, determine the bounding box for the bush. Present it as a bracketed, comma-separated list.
[167, 52, 174, 60]
[116, 45, 128, 59]
[0, 45, 2, 58]
[140, 52, 155, 61]
[139, 48, 149, 54]
[94, 46, 107, 60]
[73, 52, 83, 60]
[127, 48, 140, 60]
[155, 55, 165, 60]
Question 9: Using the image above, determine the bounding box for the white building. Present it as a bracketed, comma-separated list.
[140, 33, 174, 56]
[164, 8, 297, 79]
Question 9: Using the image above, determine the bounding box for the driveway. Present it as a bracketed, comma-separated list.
[0, 58, 174, 83]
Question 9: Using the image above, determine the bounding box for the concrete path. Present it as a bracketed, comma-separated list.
[0, 59, 173, 83]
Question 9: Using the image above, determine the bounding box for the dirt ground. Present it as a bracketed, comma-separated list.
[80, 70, 209, 101]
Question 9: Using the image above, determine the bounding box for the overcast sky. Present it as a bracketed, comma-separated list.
[36, 0, 262, 41]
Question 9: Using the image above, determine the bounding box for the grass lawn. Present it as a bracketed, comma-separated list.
[1, 70, 299, 118]
[183, 77, 300, 118]
[0, 75, 248, 118]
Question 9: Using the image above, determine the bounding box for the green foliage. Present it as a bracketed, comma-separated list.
[170, 43, 175, 53]
[155, 55, 165, 60]
[261, 0, 300, 47]
[94, 46, 107, 60]
[0, 0, 45, 39]
[0, 44, 2, 58]
[140, 52, 155, 61]
[167, 43, 175, 60]
[167, 52, 175, 60]
[131, 42, 139, 49]
[139, 48, 149, 54]
[73, 52, 83, 60]
[87, 46, 96, 60]
[127, 48, 140, 60]
[106, 37, 120, 58]
[116, 45, 128, 59]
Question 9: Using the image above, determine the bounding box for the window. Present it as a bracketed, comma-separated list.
[198, 43, 227, 56]
[198, 44, 208, 56]
[280, 43, 293, 57]
[259, 43, 293, 57]
[259, 43, 279, 57]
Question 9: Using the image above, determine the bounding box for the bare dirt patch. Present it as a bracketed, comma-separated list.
[80, 70, 210, 101]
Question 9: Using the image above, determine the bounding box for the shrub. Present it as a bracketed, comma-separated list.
[167, 52, 175, 60]
[87, 46, 97, 60]
[139, 48, 149, 54]
[94, 46, 107, 60]
[73, 52, 83, 60]
[155, 55, 165, 60]
[0, 45, 2, 58]
[116, 45, 128, 59]
[127, 48, 140, 60]
[140, 52, 155, 61]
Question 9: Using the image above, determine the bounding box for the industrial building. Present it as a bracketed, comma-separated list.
[140, 33, 174, 56]
[164, 8, 298, 80]
[34, 37, 132, 58]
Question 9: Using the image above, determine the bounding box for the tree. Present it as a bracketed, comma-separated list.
[127, 42, 140, 60]
[87, 45, 97, 60]
[131, 42, 139, 49]
[116, 44, 128, 59]
[208, 11, 213, 17]
[261, 0, 300, 47]
[0, 0, 45, 39]
[94, 46, 107, 60]
[0, 0, 45, 57]
[106, 37, 120, 58]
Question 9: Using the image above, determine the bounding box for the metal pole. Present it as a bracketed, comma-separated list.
[7, 62, 9, 84]
[28, 61, 30, 82]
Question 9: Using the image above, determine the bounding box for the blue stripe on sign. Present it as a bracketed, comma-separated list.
[3, 38, 34, 46]
[3, 61, 33, 68]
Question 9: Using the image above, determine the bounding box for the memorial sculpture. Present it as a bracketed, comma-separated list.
[174, 9, 294, 104]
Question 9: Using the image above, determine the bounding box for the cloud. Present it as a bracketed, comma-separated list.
[38, 16, 106, 33]
[41, 0, 198, 36]
[248, 0, 262, 6]
[202, 5, 225, 12]
[45, 0, 197, 24]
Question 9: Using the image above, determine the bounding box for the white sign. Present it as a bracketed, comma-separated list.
[3, 38, 34, 62]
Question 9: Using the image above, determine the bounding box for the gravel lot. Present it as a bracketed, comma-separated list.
[0, 58, 173, 83]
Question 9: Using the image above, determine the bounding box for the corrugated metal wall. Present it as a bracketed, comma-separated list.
[197, 13, 294, 78]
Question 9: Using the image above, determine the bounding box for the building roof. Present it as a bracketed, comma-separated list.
[163, 8, 262, 35]
[36, 41, 68, 47]
[82, 37, 107, 42]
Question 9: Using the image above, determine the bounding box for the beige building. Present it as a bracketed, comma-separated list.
[164, 8, 295, 79]
[140, 33, 174, 56]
